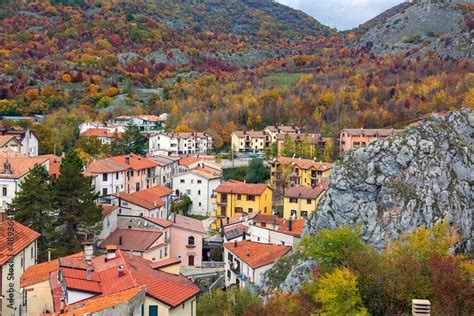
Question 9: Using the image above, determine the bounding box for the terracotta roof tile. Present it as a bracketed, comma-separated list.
[39, 154, 61, 179]
[224, 241, 291, 269]
[114, 185, 170, 209]
[171, 214, 205, 233]
[61, 286, 146, 316]
[98, 229, 162, 252]
[0, 156, 49, 179]
[21, 260, 59, 288]
[0, 135, 19, 147]
[143, 216, 173, 228]
[214, 180, 270, 195]
[108, 154, 159, 170]
[150, 257, 181, 269]
[101, 204, 118, 219]
[0, 220, 40, 265]
[178, 155, 215, 167]
[284, 186, 325, 199]
[80, 128, 122, 138]
[276, 218, 305, 237]
[85, 159, 128, 174]
[274, 157, 332, 171]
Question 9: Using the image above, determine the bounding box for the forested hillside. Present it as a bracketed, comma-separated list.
[0, 0, 472, 153]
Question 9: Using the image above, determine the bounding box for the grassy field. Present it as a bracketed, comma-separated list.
[261, 72, 305, 87]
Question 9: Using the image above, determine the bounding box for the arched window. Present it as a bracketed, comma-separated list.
[188, 236, 195, 245]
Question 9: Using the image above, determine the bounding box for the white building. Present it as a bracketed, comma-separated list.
[0, 219, 40, 316]
[172, 168, 221, 216]
[80, 127, 123, 145]
[149, 155, 181, 189]
[223, 240, 291, 288]
[148, 132, 213, 156]
[85, 158, 128, 197]
[249, 217, 304, 247]
[0, 129, 39, 157]
[108, 114, 167, 132]
[0, 156, 49, 211]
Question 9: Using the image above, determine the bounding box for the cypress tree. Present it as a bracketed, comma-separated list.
[110, 122, 147, 156]
[53, 150, 101, 255]
[8, 164, 54, 261]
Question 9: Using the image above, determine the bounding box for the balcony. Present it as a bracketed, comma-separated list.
[186, 243, 196, 249]
[229, 261, 240, 274]
[217, 200, 228, 205]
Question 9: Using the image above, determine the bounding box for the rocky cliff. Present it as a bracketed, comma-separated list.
[353, 3, 473, 60]
[304, 109, 473, 252]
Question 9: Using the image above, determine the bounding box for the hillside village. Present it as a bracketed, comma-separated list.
[0, 0, 472, 315]
[0, 110, 450, 316]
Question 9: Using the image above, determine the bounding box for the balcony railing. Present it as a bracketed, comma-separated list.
[229, 261, 240, 274]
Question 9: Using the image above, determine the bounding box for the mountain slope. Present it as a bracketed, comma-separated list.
[352, 3, 473, 59]
[304, 109, 473, 252]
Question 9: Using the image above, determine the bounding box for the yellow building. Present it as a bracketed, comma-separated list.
[271, 157, 331, 188]
[283, 185, 326, 219]
[211, 180, 273, 231]
[231, 131, 271, 152]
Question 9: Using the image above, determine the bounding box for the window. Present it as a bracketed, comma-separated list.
[247, 195, 255, 201]
[164, 246, 168, 256]
[291, 210, 297, 216]
[248, 207, 253, 213]
[301, 211, 308, 217]
[289, 197, 297, 203]
[237, 194, 242, 200]
[102, 188, 108, 196]
[148, 306, 158, 316]
[116, 172, 119, 180]
[103, 173, 108, 181]
[160, 250, 163, 258]
[227, 270, 231, 279]
[135, 183, 140, 191]
[180, 179, 185, 183]
[198, 190, 201, 195]
[2, 187, 6, 196]
[31, 247, 34, 259]
[235, 207, 243, 213]
[107, 220, 110, 227]
[186, 189, 191, 195]
[197, 180, 202, 184]
[307, 199, 312, 204]
[228, 253, 233, 262]
[199, 202, 202, 206]
[188, 236, 195, 245]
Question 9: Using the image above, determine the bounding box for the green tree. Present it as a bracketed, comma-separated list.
[171, 195, 192, 215]
[245, 158, 270, 183]
[53, 151, 101, 256]
[197, 287, 261, 316]
[110, 122, 147, 156]
[322, 139, 335, 162]
[300, 226, 366, 270]
[8, 164, 55, 261]
[281, 134, 296, 157]
[308, 267, 368, 316]
[75, 136, 110, 160]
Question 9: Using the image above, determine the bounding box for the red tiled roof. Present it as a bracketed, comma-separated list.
[339, 128, 403, 137]
[224, 223, 249, 234]
[101, 204, 118, 219]
[232, 130, 267, 138]
[0, 135, 19, 147]
[109, 154, 159, 171]
[114, 186, 169, 210]
[80, 128, 122, 138]
[39, 154, 61, 179]
[143, 216, 173, 228]
[21, 260, 59, 288]
[224, 241, 291, 269]
[171, 214, 205, 234]
[0, 156, 49, 179]
[0, 220, 40, 265]
[284, 185, 325, 199]
[99, 229, 162, 252]
[253, 214, 282, 225]
[85, 158, 129, 174]
[277, 218, 305, 237]
[274, 157, 331, 171]
[178, 155, 215, 167]
[150, 257, 181, 269]
[60, 286, 146, 316]
[214, 180, 270, 195]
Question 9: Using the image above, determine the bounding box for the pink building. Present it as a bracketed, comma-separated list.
[170, 213, 205, 267]
[338, 128, 403, 152]
[108, 154, 160, 193]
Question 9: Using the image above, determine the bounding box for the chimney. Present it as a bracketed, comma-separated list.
[289, 218, 293, 231]
[106, 245, 118, 261]
[246, 247, 250, 257]
[86, 268, 92, 281]
[234, 240, 238, 248]
[119, 236, 123, 246]
[226, 217, 229, 225]
[60, 298, 65, 313]
[242, 231, 246, 240]
[118, 264, 125, 277]
[48, 250, 51, 262]
[82, 242, 94, 264]
[3, 160, 12, 174]
[125, 156, 130, 164]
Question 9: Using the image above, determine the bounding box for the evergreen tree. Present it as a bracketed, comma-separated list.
[111, 122, 147, 156]
[245, 158, 269, 183]
[53, 150, 101, 255]
[8, 164, 55, 261]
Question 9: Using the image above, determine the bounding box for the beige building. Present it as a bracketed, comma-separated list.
[231, 131, 270, 152]
[338, 128, 402, 152]
[263, 125, 300, 143]
[0, 219, 40, 316]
